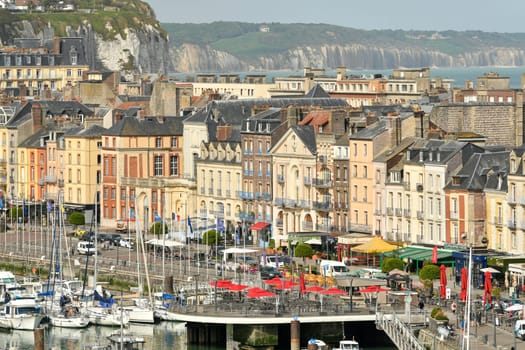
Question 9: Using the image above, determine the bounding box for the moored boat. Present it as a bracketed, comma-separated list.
[0, 297, 44, 330]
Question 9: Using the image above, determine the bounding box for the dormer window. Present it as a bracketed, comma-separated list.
[70, 46, 78, 65]
[452, 177, 461, 186]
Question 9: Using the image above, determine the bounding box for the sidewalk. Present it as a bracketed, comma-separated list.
[416, 275, 523, 349]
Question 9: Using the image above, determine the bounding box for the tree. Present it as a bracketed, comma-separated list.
[419, 264, 440, 281]
[419, 264, 441, 297]
[294, 243, 313, 258]
[202, 230, 222, 246]
[150, 222, 168, 236]
[68, 212, 85, 227]
[381, 257, 404, 273]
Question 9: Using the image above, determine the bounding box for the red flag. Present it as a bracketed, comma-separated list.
[440, 265, 447, 299]
[300, 273, 306, 295]
[432, 245, 438, 264]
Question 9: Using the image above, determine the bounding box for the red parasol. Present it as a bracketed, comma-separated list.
[246, 287, 266, 294]
[484, 271, 492, 305]
[209, 280, 233, 288]
[432, 245, 438, 264]
[439, 265, 447, 299]
[300, 273, 306, 294]
[246, 289, 277, 298]
[305, 286, 325, 293]
[358, 285, 389, 293]
[320, 287, 346, 295]
[460, 267, 468, 302]
[264, 277, 283, 285]
[273, 280, 299, 290]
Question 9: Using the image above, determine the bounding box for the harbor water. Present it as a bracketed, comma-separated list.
[0, 322, 396, 349]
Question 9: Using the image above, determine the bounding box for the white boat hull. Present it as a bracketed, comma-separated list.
[88, 307, 130, 327]
[0, 313, 44, 330]
[123, 306, 155, 324]
[50, 314, 90, 328]
[154, 307, 179, 321]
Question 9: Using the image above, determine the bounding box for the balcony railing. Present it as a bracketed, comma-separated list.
[275, 219, 283, 227]
[239, 191, 254, 200]
[226, 190, 231, 197]
[386, 207, 394, 216]
[313, 178, 332, 188]
[494, 216, 503, 226]
[348, 223, 372, 234]
[508, 220, 517, 229]
[304, 177, 312, 185]
[315, 223, 332, 232]
[403, 209, 411, 218]
[302, 221, 314, 231]
[277, 174, 285, 183]
[395, 208, 402, 216]
[312, 201, 332, 211]
[58, 179, 64, 187]
[46, 176, 56, 183]
[416, 211, 424, 220]
[450, 211, 459, 220]
[208, 188, 214, 195]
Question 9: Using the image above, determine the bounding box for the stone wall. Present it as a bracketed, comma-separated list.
[430, 103, 522, 148]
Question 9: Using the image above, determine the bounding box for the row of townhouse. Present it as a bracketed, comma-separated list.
[2, 88, 525, 255]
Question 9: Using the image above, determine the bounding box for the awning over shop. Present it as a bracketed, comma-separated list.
[338, 233, 374, 245]
[249, 222, 270, 230]
[384, 246, 458, 261]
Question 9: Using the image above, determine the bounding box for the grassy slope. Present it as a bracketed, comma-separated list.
[3, 0, 165, 40]
[162, 21, 525, 59]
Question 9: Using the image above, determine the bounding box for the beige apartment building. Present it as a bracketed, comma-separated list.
[196, 139, 243, 236]
[271, 125, 318, 246]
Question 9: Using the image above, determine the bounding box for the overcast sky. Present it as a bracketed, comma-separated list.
[144, 0, 524, 33]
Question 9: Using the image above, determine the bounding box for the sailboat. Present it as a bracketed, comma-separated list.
[46, 197, 90, 328]
[84, 195, 130, 327]
[122, 199, 155, 324]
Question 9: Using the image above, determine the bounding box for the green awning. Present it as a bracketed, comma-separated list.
[384, 246, 458, 261]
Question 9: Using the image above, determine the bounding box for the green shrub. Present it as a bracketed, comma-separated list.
[68, 211, 85, 226]
[202, 230, 222, 246]
[294, 243, 313, 258]
[150, 222, 168, 236]
[419, 264, 440, 280]
[382, 257, 404, 273]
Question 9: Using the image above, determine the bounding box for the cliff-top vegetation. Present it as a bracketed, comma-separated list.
[3, 0, 166, 41]
[163, 21, 525, 59]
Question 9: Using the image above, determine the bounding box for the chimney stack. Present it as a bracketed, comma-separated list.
[217, 124, 232, 141]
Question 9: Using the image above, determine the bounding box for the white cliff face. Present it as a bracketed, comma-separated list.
[168, 42, 525, 72]
[95, 29, 141, 72]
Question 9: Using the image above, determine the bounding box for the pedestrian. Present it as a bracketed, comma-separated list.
[418, 300, 424, 312]
[451, 301, 457, 313]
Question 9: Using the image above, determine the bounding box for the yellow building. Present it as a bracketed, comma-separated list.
[63, 126, 105, 209]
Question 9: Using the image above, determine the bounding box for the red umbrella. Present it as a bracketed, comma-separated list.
[439, 264, 447, 299]
[299, 273, 306, 295]
[273, 280, 298, 290]
[432, 245, 438, 264]
[246, 287, 266, 294]
[246, 290, 276, 298]
[305, 286, 325, 293]
[358, 285, 389, 293]
[484, 271, 492, 305]
[209, 280, 232, 288]
[460, 267, 468, 302]
[264, 277, 283, 285]
[320, 287, 346, 295]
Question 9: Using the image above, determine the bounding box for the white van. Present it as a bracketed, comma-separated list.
[319, 260, 349, 277]
[259, 255, 291, 268]
[77, 241, 97, 255]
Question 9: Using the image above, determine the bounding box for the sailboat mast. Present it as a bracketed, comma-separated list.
[94, 192, 98, 291]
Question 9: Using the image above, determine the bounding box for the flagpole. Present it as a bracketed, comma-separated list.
[162, 193, 166, 282]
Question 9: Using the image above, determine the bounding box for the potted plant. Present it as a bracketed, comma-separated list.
[429, 307, 449, 330]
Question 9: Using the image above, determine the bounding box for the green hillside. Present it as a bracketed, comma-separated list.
[162, 21, 525, 59]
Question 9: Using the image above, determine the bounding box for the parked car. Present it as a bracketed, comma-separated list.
[119, 238, 135, 249]
[81, 231, 95, 241]
[260, 265, 282, 280]
[77, 241, 97, 255]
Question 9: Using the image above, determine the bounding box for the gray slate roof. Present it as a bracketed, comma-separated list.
[104, 116, 184, 136]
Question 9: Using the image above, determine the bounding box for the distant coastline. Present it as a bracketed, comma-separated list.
[171, 66, 525, 90]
